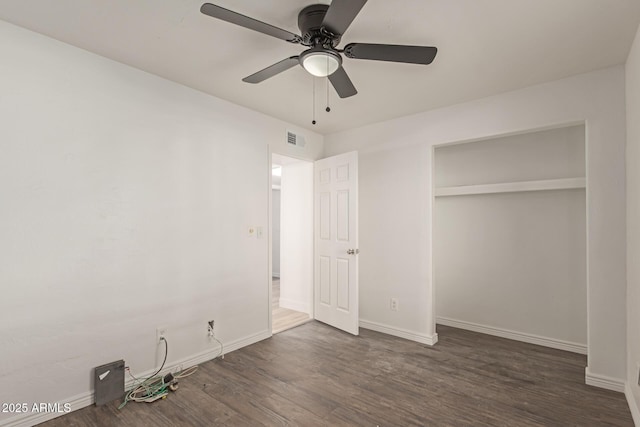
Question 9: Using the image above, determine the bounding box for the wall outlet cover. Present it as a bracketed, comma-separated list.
[157, 327, 167, 344]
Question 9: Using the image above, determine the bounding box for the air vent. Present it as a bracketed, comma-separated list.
[286, 131, 306, 148]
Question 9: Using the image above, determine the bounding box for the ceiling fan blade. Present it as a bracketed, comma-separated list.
[344, 43, 437, 65]
[200, 3, 301, 43]
[328, 66, 357, 98]
[321, 0, 367, 36]
[242, 56, 300, 84]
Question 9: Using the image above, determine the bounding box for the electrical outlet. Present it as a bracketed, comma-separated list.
[248, 227, 255, 237]
[390, 298, 399, 311]
[207, 320, 215, 338]
[156, 327, 167, 344]
[173, 364, 183, 374]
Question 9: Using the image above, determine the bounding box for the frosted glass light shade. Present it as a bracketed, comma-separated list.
[302, 53, 340, 77]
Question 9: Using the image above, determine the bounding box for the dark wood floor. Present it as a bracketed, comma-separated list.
[40, 322, 633, 426]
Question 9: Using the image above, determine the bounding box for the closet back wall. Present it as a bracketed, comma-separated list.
[434, 125, 587, 351]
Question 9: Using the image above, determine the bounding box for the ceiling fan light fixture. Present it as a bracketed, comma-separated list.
[301, 50, 341, 77]
[200, 1, 438, 99]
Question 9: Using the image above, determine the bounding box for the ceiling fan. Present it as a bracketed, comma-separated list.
[200, 1, 438, 98]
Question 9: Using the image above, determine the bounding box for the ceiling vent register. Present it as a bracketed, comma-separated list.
[287, 131, 306, 147]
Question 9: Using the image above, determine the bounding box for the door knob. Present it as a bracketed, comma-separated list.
[347, 249, 360, 255]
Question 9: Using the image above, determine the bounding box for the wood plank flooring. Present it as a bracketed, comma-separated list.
[272, 277, 311, 334]
[39, 322, 633, 426]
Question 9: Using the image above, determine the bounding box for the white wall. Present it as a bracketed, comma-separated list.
[279, 161, 314, 314]
[434, 126, 586, 186]
[626, 22, 640, 424]
[325, 66, 627, 386]
[272, 189, 281, 277]
[434, 126, 587, 351]
[0, 20, 322, 425]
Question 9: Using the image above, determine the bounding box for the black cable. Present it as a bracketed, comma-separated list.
[118, 338, 169, 408]
[148, 338, 168, 380]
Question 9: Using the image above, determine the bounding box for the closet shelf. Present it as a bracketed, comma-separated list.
[434, 177, 586, 197]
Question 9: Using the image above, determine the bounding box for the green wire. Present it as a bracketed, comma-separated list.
[119, 339, 169, 409]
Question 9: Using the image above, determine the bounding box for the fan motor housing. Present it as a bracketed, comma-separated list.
[298, 4, 338, 46]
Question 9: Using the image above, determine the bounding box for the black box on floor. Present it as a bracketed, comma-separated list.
[94, 360, 125, 406]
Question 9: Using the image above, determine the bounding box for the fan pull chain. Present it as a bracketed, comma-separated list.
[325, 58, 331, 113]
[326, 76, 331, 113]
[312, 76, 316, 125]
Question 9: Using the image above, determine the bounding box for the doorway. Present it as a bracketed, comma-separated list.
[271, 154, 313, 333]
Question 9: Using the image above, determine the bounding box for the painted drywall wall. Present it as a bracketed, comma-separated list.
[353, 143, 434, 342]
[0, 20, 322, 425]
[272, 189, 281, 277]
[279, 161, 314, 314]
[434, 126, 586, 186]
[324, 66, 627, 385]
[434, 126, 587, 350]
[626, 22, 640, 424]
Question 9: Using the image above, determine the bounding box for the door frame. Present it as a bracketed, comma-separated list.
[267, 146, 315, 336]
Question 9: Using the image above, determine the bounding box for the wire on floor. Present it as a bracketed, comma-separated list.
[118, 331, 224, 409]
[118, 337, 169, 409]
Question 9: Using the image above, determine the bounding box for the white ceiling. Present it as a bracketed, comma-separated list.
[1, 1, 639, 134]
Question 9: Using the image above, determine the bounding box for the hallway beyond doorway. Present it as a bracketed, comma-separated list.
[272, 277, 311, 333]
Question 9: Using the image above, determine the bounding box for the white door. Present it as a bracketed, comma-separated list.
[314, 151, 359, 335]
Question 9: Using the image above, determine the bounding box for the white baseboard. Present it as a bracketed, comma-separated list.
[436, 316, 587, 355]
[359, 319, 438, 346]
[221, 329, 271, 355]
[625, 383, 640, 426]
[584, 368, 625, 393]
[1, 330, 271, 427]
[279, 298, 310, 314]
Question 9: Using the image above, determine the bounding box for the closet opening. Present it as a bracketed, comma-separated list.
[433, 124, 587, 355]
